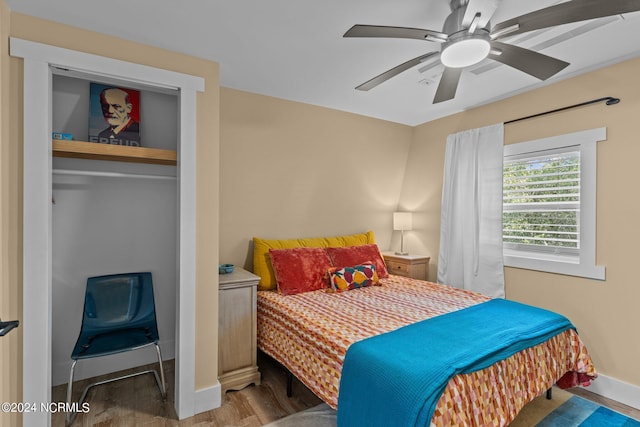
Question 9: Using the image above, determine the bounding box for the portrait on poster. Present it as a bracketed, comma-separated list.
[88, 83, 141, 147]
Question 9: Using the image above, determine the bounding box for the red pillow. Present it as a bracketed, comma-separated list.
[326, 244, 389, 278]
[269, 247, 333, 295]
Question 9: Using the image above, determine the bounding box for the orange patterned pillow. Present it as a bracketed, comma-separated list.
[328, 263, 379, 292]
[269, 247, 333, 295]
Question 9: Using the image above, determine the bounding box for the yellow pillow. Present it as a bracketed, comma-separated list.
[253, 230, 376, 290]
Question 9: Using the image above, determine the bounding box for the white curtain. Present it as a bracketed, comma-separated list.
[437, 123, 505, 297]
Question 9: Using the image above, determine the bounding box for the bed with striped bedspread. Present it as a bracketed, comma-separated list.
[257, 275, 596, 426]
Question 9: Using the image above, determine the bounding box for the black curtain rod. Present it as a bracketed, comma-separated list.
[504, 96, 620, 125]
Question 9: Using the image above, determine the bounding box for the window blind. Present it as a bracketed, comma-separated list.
[503, 149, 580, 253]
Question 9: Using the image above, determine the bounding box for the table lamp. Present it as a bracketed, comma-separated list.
[393, 212, 412, 255]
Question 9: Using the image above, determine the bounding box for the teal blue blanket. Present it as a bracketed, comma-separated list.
[337, 298, 575, 427]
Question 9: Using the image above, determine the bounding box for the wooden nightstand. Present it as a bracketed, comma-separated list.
[382, 252, 430, 281]
[218, 268, 261, 393]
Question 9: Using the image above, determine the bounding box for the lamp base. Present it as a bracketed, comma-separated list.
[394, 251, 409, 256]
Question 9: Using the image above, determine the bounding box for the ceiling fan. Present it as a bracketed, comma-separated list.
[344, 0, 640, 103]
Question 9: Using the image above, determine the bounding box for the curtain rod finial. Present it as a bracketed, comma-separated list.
[606, 97, 620, 106]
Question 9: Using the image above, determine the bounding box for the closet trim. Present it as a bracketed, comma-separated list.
[10, 38, 208, 425]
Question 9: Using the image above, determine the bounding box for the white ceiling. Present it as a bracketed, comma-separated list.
[6, 0, 640, 126]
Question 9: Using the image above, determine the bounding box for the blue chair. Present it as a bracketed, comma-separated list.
[66, 272, 166, 425]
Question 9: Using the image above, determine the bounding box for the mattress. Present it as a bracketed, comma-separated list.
[257, 275, 596, 426]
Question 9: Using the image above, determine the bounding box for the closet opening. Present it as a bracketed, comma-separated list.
[51, 72, 179, 393]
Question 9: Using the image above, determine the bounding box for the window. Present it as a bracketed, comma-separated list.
[504, 148, 580, 256]
[503, 128, 605, 280]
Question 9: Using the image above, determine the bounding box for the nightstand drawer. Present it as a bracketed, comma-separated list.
[386, 260, 410, 276]
[382, 252, 430, 281]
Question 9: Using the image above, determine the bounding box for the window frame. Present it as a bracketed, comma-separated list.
[503, 127, 606, 280]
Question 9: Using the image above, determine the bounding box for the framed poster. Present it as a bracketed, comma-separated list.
[88, 83, 141, 146]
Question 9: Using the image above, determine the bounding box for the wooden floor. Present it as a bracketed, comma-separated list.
[52, 353, 322, 426]
[53, 353, 640, 426]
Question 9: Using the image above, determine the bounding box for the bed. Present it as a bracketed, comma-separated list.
[253, 233, 597, 426]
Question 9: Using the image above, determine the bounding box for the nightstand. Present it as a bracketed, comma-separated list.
[382, 252, 430, 281]
[218, 267, 261, 393]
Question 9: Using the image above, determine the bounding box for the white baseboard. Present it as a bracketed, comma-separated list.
[585, 373, 640, 411]
[194, 382, 222, 415]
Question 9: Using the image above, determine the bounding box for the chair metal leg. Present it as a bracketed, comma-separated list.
[154, 343, 167, 398]
[65, 360, 78, 426]
[66, 343, 167, 425]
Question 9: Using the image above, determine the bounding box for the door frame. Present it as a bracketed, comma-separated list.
[11, 38, 205, 425]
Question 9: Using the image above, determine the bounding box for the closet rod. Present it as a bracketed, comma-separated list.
[53, 169, 176, 180]
[504, 96, 620, 125]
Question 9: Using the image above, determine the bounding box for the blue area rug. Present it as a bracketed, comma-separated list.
[537, 395, 640, 427]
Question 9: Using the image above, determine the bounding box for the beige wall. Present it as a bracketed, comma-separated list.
[402, 57, 640, 387]
[219, 87, 413, 268]
[0, 9, 220, 424]
[0, 2, 22, 427]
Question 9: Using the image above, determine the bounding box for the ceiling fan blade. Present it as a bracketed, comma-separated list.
[462, 0, 502, 29]
[433, 67, 463, 104]
[488, 41, 570, 80]
[344, 25, 448, 42]
[356, 52, 440, 91]
[491, 0, 640, 40]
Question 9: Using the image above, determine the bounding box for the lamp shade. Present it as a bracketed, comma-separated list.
[393, 212, 413, 231]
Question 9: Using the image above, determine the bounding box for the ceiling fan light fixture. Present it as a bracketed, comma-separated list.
[440, 37, 490, 68]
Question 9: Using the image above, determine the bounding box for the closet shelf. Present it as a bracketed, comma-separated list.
[52, 140, 177, 166]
